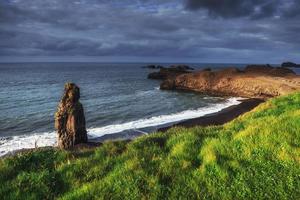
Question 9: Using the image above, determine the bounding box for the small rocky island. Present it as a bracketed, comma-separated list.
[148, 64, 300, 99]
[147, 65, 195, 80]
[281, 62, 300, 68]
[55, 83, 88, 149]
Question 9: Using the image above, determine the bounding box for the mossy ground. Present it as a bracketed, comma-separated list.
[1, 93, 300, 200]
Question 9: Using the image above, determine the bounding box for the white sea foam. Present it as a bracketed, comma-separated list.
[0, 98, 241, 157]
[88, 97, 241, 138]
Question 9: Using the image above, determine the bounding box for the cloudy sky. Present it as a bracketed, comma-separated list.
[0, 0, 299, 63]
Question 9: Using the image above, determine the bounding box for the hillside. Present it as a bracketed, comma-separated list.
[1, 93, 300, 199]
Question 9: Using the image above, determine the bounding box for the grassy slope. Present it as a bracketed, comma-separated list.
[1, 93, 300, 200]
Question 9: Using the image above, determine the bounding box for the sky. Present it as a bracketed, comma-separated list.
[0, 0, 299, 63]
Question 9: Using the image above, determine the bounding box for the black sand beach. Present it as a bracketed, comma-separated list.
[95, 98, 264, 141]
[158, 98, 264, 132]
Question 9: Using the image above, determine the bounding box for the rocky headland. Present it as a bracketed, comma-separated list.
[155, 64, 300, 99]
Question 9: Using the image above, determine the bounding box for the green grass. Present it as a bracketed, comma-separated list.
[1, 93, 300, 200]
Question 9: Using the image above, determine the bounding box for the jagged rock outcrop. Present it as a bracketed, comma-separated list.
[55, 83, 88, 149]
[169, 65, 194, 71]
[147, 65, 194, 80]
[142, 65, 164, 69]
[245, 65, 295, 76]
[160, 65, 300, 99]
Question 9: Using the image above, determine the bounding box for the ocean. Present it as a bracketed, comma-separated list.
[0, 62, 248, 156]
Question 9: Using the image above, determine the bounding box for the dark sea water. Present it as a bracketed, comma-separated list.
[0, 62, 248, 155]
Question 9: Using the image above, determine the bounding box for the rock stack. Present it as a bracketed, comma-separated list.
[55, 83, 88, 149]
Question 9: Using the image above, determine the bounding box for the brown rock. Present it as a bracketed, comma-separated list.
[160, 66, 300, 99]
[245, 64, 295, 76]
[244, 64, 273, 74]
[55, 83, 88, 149]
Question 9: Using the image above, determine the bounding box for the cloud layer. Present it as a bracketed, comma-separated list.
[0, 0, 299, 63]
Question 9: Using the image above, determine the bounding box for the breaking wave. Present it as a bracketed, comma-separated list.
[0, 98, 241, 157]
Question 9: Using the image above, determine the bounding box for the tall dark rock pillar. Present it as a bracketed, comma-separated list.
[55, 83, 88, 149]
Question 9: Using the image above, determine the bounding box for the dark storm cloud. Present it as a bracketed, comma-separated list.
[185, 0, 256, 18]
[0, 0, 299, 63]
[282, 0, 300, 18]
[0, 29, 103, 56]
[184, 0, 300, 19]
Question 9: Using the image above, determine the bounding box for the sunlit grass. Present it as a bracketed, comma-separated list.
[1, 93, 300, 199]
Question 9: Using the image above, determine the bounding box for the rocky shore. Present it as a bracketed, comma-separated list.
[144, 62, 300, 132]
[157, 64, 300, 99]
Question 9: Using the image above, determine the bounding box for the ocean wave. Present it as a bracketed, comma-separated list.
[135, 89, 158, 96]
[0, 97, 241, 157]
[88, 97, 241, 137]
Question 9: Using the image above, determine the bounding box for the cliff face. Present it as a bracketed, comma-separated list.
[160, 66, 300, 99]
[55, 83, 88, 149]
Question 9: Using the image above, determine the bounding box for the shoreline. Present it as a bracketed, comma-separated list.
[158, 98, 264, 132]
[1, 98, 264, 158]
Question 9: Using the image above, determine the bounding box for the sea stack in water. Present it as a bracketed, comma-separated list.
[55, 83, 87, 149]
